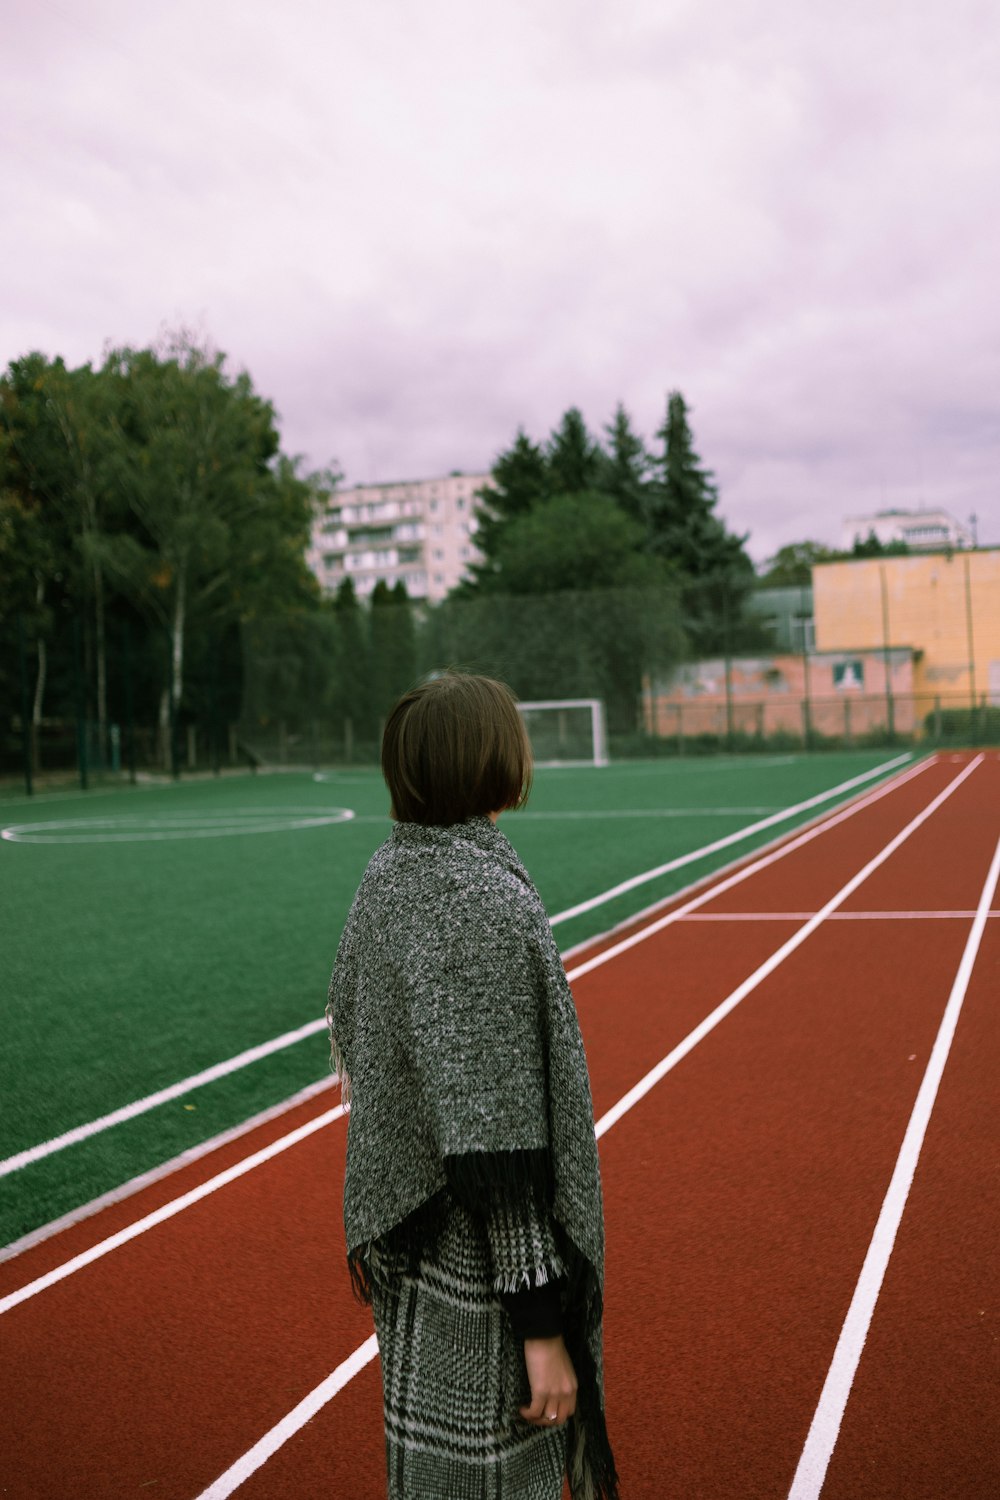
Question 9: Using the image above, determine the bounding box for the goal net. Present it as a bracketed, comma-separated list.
[518, 699, 609, 767]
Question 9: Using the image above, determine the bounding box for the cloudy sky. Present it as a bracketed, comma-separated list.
[4, 0, 999, 560]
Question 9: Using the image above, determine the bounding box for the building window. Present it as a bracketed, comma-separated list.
[456, 497, 465, 509]
[433, 548, 444, 560]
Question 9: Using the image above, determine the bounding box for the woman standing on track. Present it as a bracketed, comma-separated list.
[327, 671, 619, 1500]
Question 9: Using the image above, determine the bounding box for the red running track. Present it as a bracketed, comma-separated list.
[2, 751, 998, 1499]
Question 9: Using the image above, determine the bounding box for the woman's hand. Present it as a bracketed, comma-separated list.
[519, 1334, 578, 1427]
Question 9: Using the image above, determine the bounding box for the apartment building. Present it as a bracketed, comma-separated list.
[840, 507, 974, 552]
[307, 470, 490, 603]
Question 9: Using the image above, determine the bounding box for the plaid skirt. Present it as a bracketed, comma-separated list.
[370, 1190, 568, 1500]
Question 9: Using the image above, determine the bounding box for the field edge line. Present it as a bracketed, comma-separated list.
[550, 751, 914, 925]
[197, 1336, 380, 1500]
[786, 829, 1000, 1500]
[0, 1105, 346, 1316]
[0, 1076, 339, 1266]
[2, 753, 925, 1182]
[1, 757, 938, 1262]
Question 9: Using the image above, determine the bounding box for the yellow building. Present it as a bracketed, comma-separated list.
[813, 549, 1000, 716]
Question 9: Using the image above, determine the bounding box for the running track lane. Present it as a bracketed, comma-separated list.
[0, 753, 995, 1498]
[818, 905, 1000, 1498]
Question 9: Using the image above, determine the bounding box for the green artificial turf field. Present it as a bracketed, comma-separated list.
[0, 749, 914, 1245]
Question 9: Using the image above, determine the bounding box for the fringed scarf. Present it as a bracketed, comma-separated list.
[327, 815, 619, 1500]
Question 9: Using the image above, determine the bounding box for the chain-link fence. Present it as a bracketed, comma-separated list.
[3, 574, 997, 792]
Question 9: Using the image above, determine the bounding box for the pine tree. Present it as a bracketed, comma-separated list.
[332, 577, 372, 749]
[601, 402, 650, 525]
[465, 429, 550, 591]
[545, 407, 604, 496]
[370, 578, 417, 719]
[647, 391, 758, 653]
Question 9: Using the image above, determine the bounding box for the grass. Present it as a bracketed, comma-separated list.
[0, 749, 911, 1244]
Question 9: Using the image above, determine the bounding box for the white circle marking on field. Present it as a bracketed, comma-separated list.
[1, 806, 356, 844]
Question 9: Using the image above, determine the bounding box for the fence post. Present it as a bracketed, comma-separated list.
[16, 615, 33, 797]
[933, 695, 942, 744]
[676, 702, 683, 756]
[210, 647, 221, 776]
[344, 716, 354, 764]
[843, 697, 852, 746]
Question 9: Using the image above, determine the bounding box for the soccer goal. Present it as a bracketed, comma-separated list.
[517, 699, 609, 767]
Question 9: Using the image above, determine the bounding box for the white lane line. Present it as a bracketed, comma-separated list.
[197, 1336, 380, 1500]
[590, 756, 982, 1136]
[0, 761, 938, 1256]
[676, 910, 998, 922]
[787, 832, 1000, 1500]
[550, 753, 914, 925]
[513, 807, 784, 819]
[0, 1078, 339, 1267]
[0, 754, 950, 1304]
[563, 757, 938, 986]
[0, 1019, 331, 1180]
[0, 1105, 346, 1315]
[188, 756, 982, 1500]
[0, 755, 921, 1180]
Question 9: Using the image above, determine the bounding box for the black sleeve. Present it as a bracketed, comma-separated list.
[499, 1277, 564, 1339]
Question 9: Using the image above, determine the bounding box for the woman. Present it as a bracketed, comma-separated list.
[327, 671, 619, 1499]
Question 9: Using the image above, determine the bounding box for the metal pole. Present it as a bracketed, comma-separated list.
[800, 585, 811, 750]
[963, 552, 976, 715]
[722, 575, 734, 750]
[16, 615, 33, 797]
[73, 616, 89, 791]
[879, 565, 895, 740]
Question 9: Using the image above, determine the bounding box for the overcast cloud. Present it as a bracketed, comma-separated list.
[3, 0, 999, 560]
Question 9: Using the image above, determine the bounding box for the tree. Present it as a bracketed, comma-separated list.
[99, 335, 317, 759]
[488, 491, 650, 594]
[758, 541, 839, 586]
[544, 407, 604, 496]
[369, 579, 416, 721]
[331, 578, 372, 753]
[0, 353, 124, 757]
[0, 490, 60, 769]
[646, 391, 758, 653]
[851, 529, 910, 559]
[465, 429, 549, 591]
[600, 402, 650, 525]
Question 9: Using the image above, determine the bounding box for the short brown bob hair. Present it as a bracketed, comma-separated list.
[381, 671, 532, 826]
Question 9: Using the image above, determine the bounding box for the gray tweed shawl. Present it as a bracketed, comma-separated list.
[327, 814, 617, 1500]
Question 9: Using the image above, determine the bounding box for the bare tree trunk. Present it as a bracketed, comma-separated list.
[31, 578, 46, 774]
[158, 566, 187, 772]
[171, 566, 186, 712]
[93, 557, 107, 766]
[158, 686, 171, 769]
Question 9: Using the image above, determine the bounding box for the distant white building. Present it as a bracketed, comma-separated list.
[307, 470, 490, 603]
[840, 508, 974, 552]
